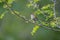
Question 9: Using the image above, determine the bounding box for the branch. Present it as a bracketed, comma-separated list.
[5, 2, 60, 32]
[53, 0, 59, 28]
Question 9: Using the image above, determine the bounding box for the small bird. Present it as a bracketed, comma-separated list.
[31, 13, 38, 23]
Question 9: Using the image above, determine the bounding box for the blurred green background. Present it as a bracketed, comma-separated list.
[0, 0, 60, 40]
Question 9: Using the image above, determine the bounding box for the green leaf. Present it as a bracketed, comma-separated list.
[34, 9, 42, 15]
[50, 21, 56, 27]
[41, 4, 50, 10]
[31, 25, 39, 36]
[0, 13, 5, 19]
[34, 0, 39, 3]
[26, 3, 33, 8]
[0, 11, 7, 19]
[7, 0, 15, 4]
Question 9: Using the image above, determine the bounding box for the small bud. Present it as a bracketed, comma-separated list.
[25, 21, 28, 23]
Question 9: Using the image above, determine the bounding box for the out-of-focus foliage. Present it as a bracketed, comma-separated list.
[0, 0, 60, 40]
[0, 11, 7, 19]
[0, 0, 14, 4]
[31, 25, 39, 36]
[27, 0, 56, 29]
